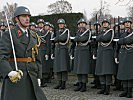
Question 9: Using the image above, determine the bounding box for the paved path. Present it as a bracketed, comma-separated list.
[42, 76, 133, 100]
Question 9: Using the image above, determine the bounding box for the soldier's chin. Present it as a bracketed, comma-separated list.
[24, 24, 30, 27]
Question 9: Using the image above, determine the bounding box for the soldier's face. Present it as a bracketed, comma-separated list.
[124, 22, 132, 28]
[30, 26, 36, 30]
[79, 23, 86, 28]
[44, 26, 50, 30]
[38, 23, 44, 28]
[59, 24, 65, 29]
[120, 24, 124, 29]
[0, 26, 6, 30]
[94, 25, 101, 30]
[16, 15, 30, 28]
[102, 22, 109, 28]
[9, 25, 14, 29]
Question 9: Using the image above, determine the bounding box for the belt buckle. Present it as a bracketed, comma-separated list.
[27, 57, 31, 63]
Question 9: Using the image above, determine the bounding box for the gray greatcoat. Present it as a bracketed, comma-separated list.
[0, 25, 47, 100]
[53, 28, 70, 72]
[73, 29, 91, 74]
[117, 29, 133, 80]
[95, 29, 116, 75]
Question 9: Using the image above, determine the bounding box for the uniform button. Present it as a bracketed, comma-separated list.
[28, 71, 30, 73]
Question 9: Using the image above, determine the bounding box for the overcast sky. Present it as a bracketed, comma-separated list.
[0, 0, 132, 19]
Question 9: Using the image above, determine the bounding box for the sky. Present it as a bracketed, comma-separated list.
[0, 0, 132, 20]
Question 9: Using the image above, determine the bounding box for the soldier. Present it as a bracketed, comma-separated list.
[29, 22, 37, 31]
[49, 24, 54, 32]
[72, 18, 91, 92]
[0, 22, 6, 38]
[49, 24, 55, 79]
[37, 19, 45, 32]
[0, 6, 47, 100]
[9, 21, 15, 30]
[95, 18, 116, 95]
[117, 17, 133, 98]
[53, 18, 70, 90]
[119, 20, 125, 33]
[91, 22, 101, 89]
[38, 22, 51, 87]
[113, 23, 122, 91]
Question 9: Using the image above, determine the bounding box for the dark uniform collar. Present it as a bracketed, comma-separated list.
[59, 28, 65, 32]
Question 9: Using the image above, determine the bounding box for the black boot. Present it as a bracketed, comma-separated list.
[41, 79, 47, 87]
[74, 82, 82, 91]
[97, 84, 106, 94]
[54, 80, 62, 89]
[113, 80, 121, 91]
[60, 81, 66, 90]
[119, 87, 128, 97]
[96, 78, 101, 89]
[91, 78, 101, 89]
[80, 83, 86, 92]
[104, 85, 110, 95]
[126, 87, 132, 98]
[74, 82, 79, 86]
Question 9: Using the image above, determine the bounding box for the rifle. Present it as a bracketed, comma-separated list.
[96, 14, 98, 35]
[89, 22, 92, 32]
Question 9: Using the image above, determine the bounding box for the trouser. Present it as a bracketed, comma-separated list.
[122, 80, 133, 88]
[94, 75, 101, 85]
[99, 74, 112, 85]
[77, 74, 88, 83]
[41, 73, 51, 84]
[57, 71, 68, 81]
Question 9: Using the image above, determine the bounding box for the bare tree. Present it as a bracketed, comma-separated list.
[89, 0, 112, 24]
[115, 0, 132, 6]
[127, 6, 133, 17]
[0, 3, 17, 22]
[47, 0, 72, 14]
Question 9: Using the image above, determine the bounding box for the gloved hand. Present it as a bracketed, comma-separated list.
[70, 36, 75, 40]
[92, 36, 96, 39]
[51, 54, 54, 59]
[93, 55, 97, 60]
[8, 70, 23, 83]
[113, 39, 119, 42]
[45, 55, 49, 60]
[70, 55, 74, 60]
[38, 79, 41, 86]
[115, 58, 119, 64]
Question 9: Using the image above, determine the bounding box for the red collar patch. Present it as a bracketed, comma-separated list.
[18, 30, 22, 37]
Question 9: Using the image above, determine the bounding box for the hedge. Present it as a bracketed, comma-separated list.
[30, 13, 83, 35]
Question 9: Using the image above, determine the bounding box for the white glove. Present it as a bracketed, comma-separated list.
[45, 55, 49, 60]
[70, 55, 74, 60]
[113, 39, 119, 42]
[8, 70, 23, 83]
[38, 79, 41, 86]
[8, 71, 19, 78]
[50, 38, 55, 41]
[92, 36, 96, 39]
[51, 54, 55, 59]
[93, 55, 97, 60]
[70, 37, 75, 40]
[115, 58, 119, 64]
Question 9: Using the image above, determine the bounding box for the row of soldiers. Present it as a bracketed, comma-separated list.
[0, 9, 133, 99]
[23, 17, 132, 98]
[34, 18, 133, 98]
